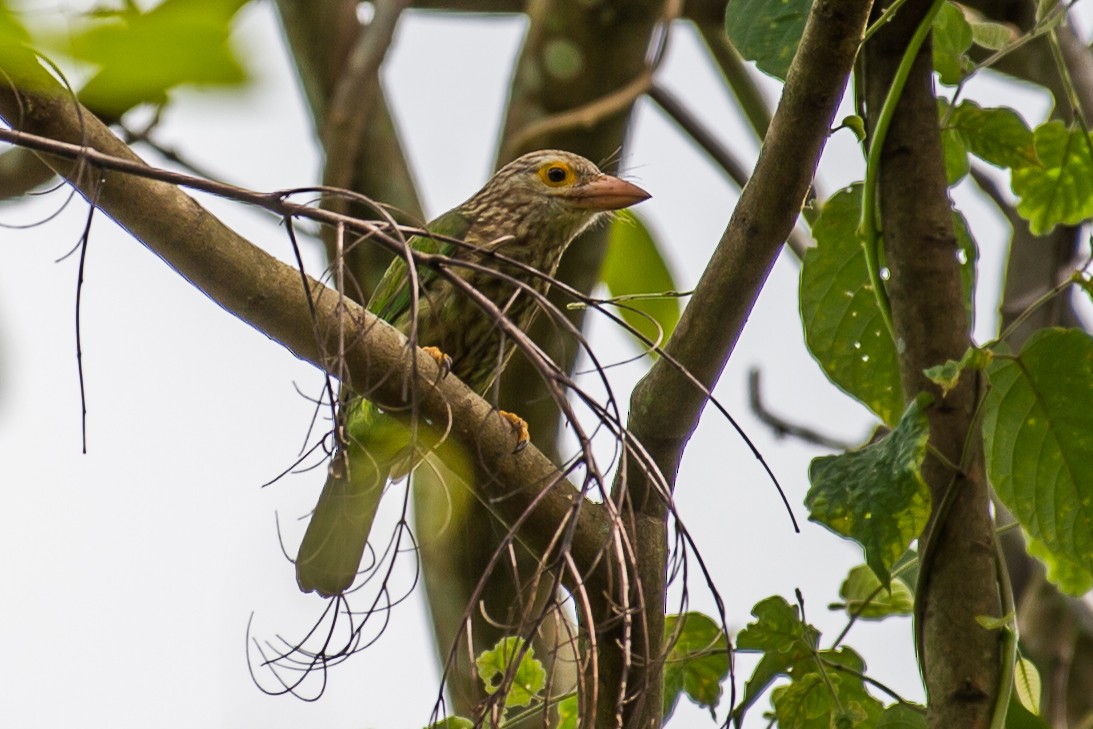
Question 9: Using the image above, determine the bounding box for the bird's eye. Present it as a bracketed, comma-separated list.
[538, 162, 574, 187]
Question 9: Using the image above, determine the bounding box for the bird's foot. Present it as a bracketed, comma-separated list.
[421, 346, 453, 379]
[499, 410, 530, 453]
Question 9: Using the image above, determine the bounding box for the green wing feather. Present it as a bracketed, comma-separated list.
[295, 208, 470, 597]
[368, 207, 471, 326]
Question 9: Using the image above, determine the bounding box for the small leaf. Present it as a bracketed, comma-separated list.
[556, 696, 579, 729]
[933, 2, 973, 85]
[1026, 532, 1093, 596]
[1012, 121, 1093, 234]
[426, 718, 474, 729]
[774, 647, 882, 728]
[1006, 686, 1053, 729]
[602, 210, 681, 354]
[725, 0, 814, 80]
[840, 114, 867, 142]
[1014, 656, 1042, 715]
[970, 20, 1017, 50]
[839, 565, 914, 619]
[662, 612, 731, 721]
[975, 611, 1015, 631]
[924, 346, 991, 396]
[983, 328, 1093, 591]
[475, 637, 546, 709]
[876, 703, 927, 728]
[801, 184, 904, 425]
[806, 395, 932, 586]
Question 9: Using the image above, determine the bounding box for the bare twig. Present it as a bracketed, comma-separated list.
[747, 369, 858, 450]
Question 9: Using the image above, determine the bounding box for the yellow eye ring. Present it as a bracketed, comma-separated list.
[538, 162, 574, 187]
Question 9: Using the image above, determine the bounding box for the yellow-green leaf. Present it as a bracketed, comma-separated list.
[602, 210, 681, 354]
[1014, 656, 1042, 716]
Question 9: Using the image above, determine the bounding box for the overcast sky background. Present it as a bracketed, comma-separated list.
[1, 1, 1084, 727]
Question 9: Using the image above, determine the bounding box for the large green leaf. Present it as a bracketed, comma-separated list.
[1012, 121, 1093, 235]
[1026, 532, 1093, 596]
[940, 100, 1038, 170]
[662, 612, 731, 721]
[806, 395, 932, 586]
[725, 0, 813, 81]
[983, 328, 1093, 594]
[62, 0, 249, 116]
[601, 210, 681, 355]
[801, 184, 904, 425]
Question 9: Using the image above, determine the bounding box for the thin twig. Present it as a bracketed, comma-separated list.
[747, 369, 858, 450]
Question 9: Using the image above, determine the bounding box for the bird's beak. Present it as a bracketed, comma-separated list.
[566, 174, 651, 211]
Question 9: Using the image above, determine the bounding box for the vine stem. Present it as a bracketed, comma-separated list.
[860, 0, 947, 342]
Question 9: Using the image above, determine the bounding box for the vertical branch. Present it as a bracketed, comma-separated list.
[863, 1, 1001, 726]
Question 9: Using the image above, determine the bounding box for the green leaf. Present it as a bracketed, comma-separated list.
[932, 2, 973, 85]
[556, 696, 579, 729]
[733, 596, 821, 725]
[774, 648, 883, 728]
[1014, 655, 1042, 715]
[1006, 688, 1052, 729]
[602, 210, 681, 354]
[924, 346, 992, 397]
[1012, 121, 1093, 235]
[475, 637, 546, 709]
[662, 612, 731, 721]
[970, 20, 1016, 50]
[801, 184, 904, 425]
[806, 395, 932, 586]
[876, 703, 927, 728]
[426, 718, 474, 729]
[62, 0, 250, 117]
[953, 206, 978, 330]
[975, 611, 1015, 631]
[940, 124, 970, 184]
[941, 100, 1038, 170]
[983, 328, 1093, 592]
[725, 0, 813, 81]
[838, 564, 914, 619]
[1026, 532, 1093, 595]
[840, 114, 867, 143]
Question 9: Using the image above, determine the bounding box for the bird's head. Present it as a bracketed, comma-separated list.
[463, 150, 650, 255]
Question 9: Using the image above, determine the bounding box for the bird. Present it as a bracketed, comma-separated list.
[295, 149, 650, 597]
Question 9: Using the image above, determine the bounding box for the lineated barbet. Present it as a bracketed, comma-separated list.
[295, 150, 650, 597]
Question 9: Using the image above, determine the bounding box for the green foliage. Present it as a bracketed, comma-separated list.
[55, 0, 250, 116]
[773, 647, 884, 728]
[426, 718, 474, 729]
[932, 2, 973, 85]
[838, 565, 914, 619]
[800, 184, 903, 425]
[725, 0, 813, 80]
[1026, 533, 1093, 596]
[938, 99, 1038, 173]
[662, 612, 731, 721]
[875, 703, 927, 728]
[983, 328, 1093, 595]
[1012, 121, 1093, 235]
[1005, 690, 1052, 729]
[806, 395, 932, 587]
[924, 346, 992, 397]
[968, 19, 1016, 51]
[734, 596, 822, 725]
[1014, 655, 1042, 716]
[556, 696, 579, 729]
[475, 637, 546, 709]
[601, 211, 681, 354]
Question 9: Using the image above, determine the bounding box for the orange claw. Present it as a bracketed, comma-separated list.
[421, 346, 452, 377]
[499, 410, 530, 453]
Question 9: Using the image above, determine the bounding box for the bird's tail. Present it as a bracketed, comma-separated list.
[295, 403, 409, 597]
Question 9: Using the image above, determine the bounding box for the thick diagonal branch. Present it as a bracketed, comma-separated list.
[0, 57, 611, 598]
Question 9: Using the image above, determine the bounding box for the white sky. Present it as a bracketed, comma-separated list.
[0, 2, 1077, 727]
